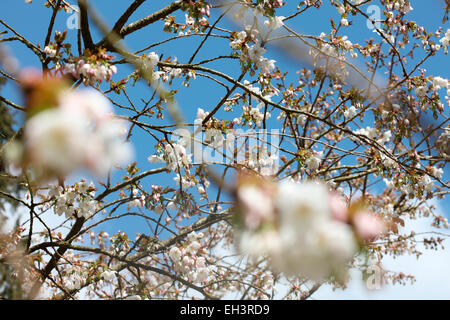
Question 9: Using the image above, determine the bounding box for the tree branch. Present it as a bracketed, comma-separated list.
[78, 0, 95, 50]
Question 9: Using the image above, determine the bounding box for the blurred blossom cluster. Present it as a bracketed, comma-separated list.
[235, 175, 386, 281]
[5, 70, 132, 182]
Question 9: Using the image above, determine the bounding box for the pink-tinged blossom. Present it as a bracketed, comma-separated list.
[329, 192, 348, 222]
[305, 151, 323, 170]
[50, 180, 98, 219]
[64, 60, 118, 85]
[353, 211, 386, 242]
[169, 246, 182, 261]
[237, 184, 274, 230]
[44, 46, 56, 57]
[18, 88, 132, 180]
[439, 29, 450, 46]
[59, 89, 113, 123]
[236, 179, 358, 281]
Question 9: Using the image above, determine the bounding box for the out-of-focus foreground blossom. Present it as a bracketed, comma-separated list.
[5, 70, 132, 181]
[235, 174, 386, 282]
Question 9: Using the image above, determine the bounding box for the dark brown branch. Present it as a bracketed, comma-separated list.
[44, 0, 62, 47]
[26, 166, 167, 298]
[95, 0, 148, 50]
[112, 0, 147, 34]
[97, 0, 185, 50]
[27, 216, 85, 299]
[78, 0, 95, 50]
[120, 0, 184, 37]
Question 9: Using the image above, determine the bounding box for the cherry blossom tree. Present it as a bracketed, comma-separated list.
[0, 0, 449, 300]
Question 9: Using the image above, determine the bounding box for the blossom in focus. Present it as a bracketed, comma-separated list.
[245, 43, 276, 75]
[146, 51, 160, 69]
[344, 105, 357, 118]
[164, 139, 192, 171]
[195, 107, 209, 124]
[264, 16, 285, 30]
[49, 180, 98, 219]
[439, 29, 450, 47]
[64, 50, 118, 86]
[432, 76, 449, 90]
[168, 232, 211, 283]
[44, 46, 57, 57]
[415, 85, 428, 97]
[305, 151, 323, 170]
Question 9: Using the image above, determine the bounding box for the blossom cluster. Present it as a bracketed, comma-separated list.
[168, 232, 211, 283]
[436, 127, 450, 158]
[62, 259, 88, 290]
[48, 180, 97, 219]
[65, 59, 118, 86]
[138, 51, 163, 82]
[383, 164, 442, 197]
[239, 81, 274, 127]
[135, 52, 192, 84]
[353, 127, 392, 145]
[163, 2, 211, 35]
[6, 72, 132, 181]
[148, 137, 193, 172]
[230, 25, 277, 75]
[235, 176, 385, 281]
[387, 0, 413, 13]
[127, 188, 146, 210]
[308, 33, 356, 80]
[440, 29, 450, 47]
[164, 139, 192, 171]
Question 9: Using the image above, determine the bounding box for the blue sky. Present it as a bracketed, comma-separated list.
[1, 0, 449, 298]
[2, 0, 449, 229]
